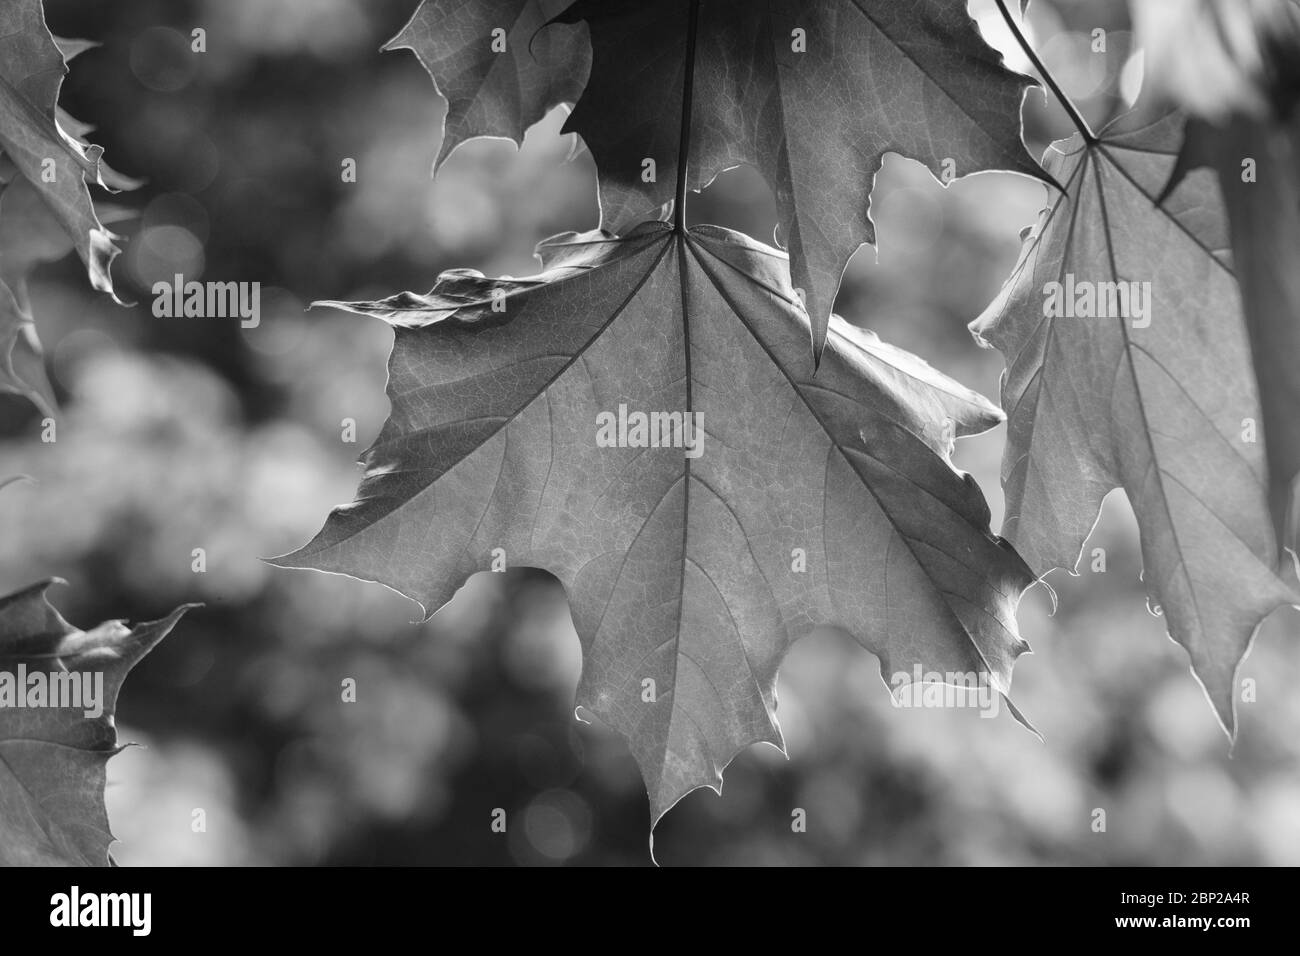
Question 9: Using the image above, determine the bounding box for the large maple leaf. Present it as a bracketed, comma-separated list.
[385, 0, 591, 171]
[0, 580, 191, 865]
[972, 103, 1299, 734]
[277, 221, 1034, 826]
[553, 0, 1049, 360]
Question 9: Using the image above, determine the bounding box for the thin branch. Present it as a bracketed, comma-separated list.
[994, 0, 1097, 143]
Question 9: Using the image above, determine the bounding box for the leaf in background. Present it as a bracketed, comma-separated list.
[1131, 0, 1300, 124]
[277, 221, 1034, 829]
[0, 276, 55, 416]
[1132, 0, 1300, 552]
[555, 0, 1050, 360]
[0, 0, 125, 297]
[0, 175, 135, 282]
[972, 103, 1299, 734]
[0, 580, 191, 866]
[52, 109, 143, 194]
[386, 0, 591, 171]
[0, 173, 135, 415]
[1169, 116, 1300, 555]
[48, 33, 144, 192]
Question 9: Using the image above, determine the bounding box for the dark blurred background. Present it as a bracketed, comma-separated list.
[0, 0, 1296, 865]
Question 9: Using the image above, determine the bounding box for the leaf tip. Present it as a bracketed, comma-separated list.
[1004, 694, 1043, 741]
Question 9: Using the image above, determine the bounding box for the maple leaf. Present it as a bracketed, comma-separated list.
[0, 0, 124, 297]
[552, 0, 1049, 360]
[0, 580, 191, 865]
[277, 221, 1034, 827]
[971, 102, 1300, 735]
[386, 0, 591, 171]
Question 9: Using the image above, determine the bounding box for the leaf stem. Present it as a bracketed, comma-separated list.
[994, 0, 1096, 143]
[674, 0, 702, 232]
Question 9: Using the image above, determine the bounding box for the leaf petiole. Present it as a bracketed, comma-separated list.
[993, 0, 1098, 145]
[673, 0, 702, 231]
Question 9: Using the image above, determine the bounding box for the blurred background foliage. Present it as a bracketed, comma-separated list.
[0, 0, 1296, 865]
